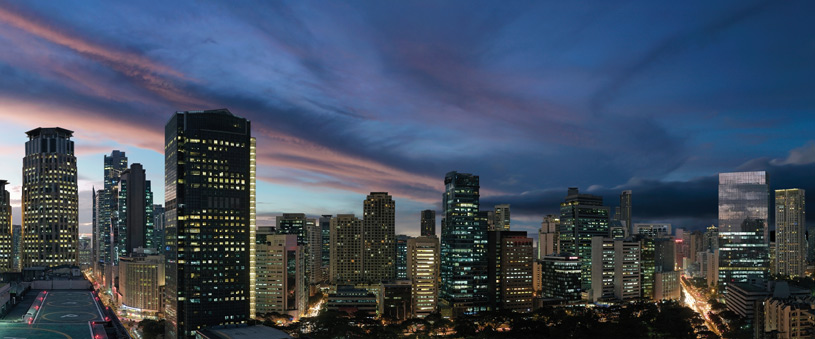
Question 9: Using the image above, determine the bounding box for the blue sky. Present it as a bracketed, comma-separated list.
[0, 0, 813, 238]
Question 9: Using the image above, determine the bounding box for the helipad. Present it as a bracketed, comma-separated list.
[0, 290, 106, 339]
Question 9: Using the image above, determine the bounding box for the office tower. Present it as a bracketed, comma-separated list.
[493, 204, 511, 231]
[420, 210, 436, 237]
[541, 254, 582, 302]
[319, 215, 331, 272]
[407, 236, 439, 318]
[330, 214, 363, 284]
[22, 127, 78, 268]
[78, 236, 92, 269]
[115, 163, 154, 261]
[440, 171, 488, 315]
[255, 234, 306, 320]
[633, 223, 672, 238]
[538, 215, 560, 259]
[704, 225, 718, 251]
[718, 171, 769, 290]
[276, 213, 308, 244]
[153, 205, 166, 255]
[559, 187, 610, 291]
[96, 151, 127, 278]
[395, 235, 413, 280]
[477, 210, 495, 231]
[610, 221, 627, 240]
[591, 237, 641, 302]
[775, 189, 806, 278]
[653, 271, 680, 300]
[362, 192, 396, 283]
[305, 218, 322, 284]
[119, 254, 165, 320]
[639, 237, 655, 300]
[164, 109, 254, 338]
[487, 231, 534, 312]
[11, 224, 21, 271]
[0, 180, 11, 272]
[378, 281, 412, 322]
[276, 213, 320, 283]
[619, 190, 632, 234]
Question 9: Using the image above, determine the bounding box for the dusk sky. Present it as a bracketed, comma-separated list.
[0, 1, 813, 238]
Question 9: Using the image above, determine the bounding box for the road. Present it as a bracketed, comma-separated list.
[679, 275, 721, 337]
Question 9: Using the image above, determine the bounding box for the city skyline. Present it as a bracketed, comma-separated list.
[0, 1, 814, 239]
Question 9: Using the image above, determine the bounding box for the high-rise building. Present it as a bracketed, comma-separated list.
[115, 163, 154, 260]
[420, 210, 435, 237]
[559, 187, 610, 291]
[704, 225, 718, 251]
[319, 214, 331, 275]
[487, 231, 534, 312]
[276, 213, 308, 244]
[11, 224, 22, 272]
[619, 190, 632, 234]
[153, 204, 166, 255]
[633, 223, 672, 238]
[440, 171, 488, 315]
[395, 235, 412, 280]
[541, 254, 582, 302]
[164, 110, 254, 338]
[0, 180, 12, 272]
[78, 236, 92, 270]
[96, 151, 127, 279]
[407, 236, 439, 318]
[493, 204, 511, 231]
[362, 192, 396, 283]
[22, 127, 78, 268]
[717, 171, 770, 290]
[538, 215, 560, 259]
[276, 213, 320, 283]
[255, 234, 306, 320]
[119, 254, 165, 320]
[330, 214, 363, 284]
[775, 189, 806, 278]
[591, 237, 641, 302]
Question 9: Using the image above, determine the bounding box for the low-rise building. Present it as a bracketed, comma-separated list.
[118, 254, 165, 320]
[541, 254, 582, 303]
[326, 285, 377, 316]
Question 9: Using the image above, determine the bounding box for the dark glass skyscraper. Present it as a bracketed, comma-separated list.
[115, 163, 154, 260]
[420, 210, 435, 237]
[440, 171, 488, 315]
[0, 180, 11, 272]
[717, 171, 769, 290]
[95, 150, 127, 280]
[165, 110, 254, 338]
[559, 187, 610, 290]
[22, 127, 78, 268]
[319, 214, 331, 270]
[395, 234, 412, 280]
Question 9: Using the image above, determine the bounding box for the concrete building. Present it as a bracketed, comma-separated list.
[560, 188, 610, 291]
[379, 281, 411, 322]
[362, 192, 396, 283]
[305, 218, 322, 284]
[0, 180, 12, 272]
[653, 271, 680, 300]
[760, 296, 815, 339]
[407, 236, 439, 318]
[119, 254, 165, 320]
[330, 214, 363, 284]
[591, 237, 641, 302]
[541, 254, 582, 302]
[632, 223, 672, 238]
[326, 285, 377, 316]
[493, 204, 511, 231]
[726, 281, 809, 320]
[487, 231, 534, 312]
[23, 128, 78, 268]
[255, 234, 306, 320]
[164, 110, 255, 338]
[775, 189, 806, 278]
[538, 215, 559, 259]
[420, 210, 435, 237]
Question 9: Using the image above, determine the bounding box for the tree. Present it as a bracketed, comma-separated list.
[138, 319, 165, 339]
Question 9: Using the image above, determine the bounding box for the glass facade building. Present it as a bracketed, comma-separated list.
[559, 187, 610, 290]
[541, 254, 582, 302]
[717, 171, 769, 290]
[22, 127, 78, 268]
[420, 210, 435, 237]
[0, 180, 12, 272]
[164, 110, 254, 338]
[115, 163, 154, 262]
[440, 171, 488, 315]
[395, 234, 412, 280]
[96, 151, 127, 280]
[775, 189, 806, 278]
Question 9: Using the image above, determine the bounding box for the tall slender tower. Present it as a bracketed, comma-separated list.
[96, 151, 127, 279]
[330, 214, 363, 284]
[115, 163, 154, 260]
[420, 210, 435, 237]
[619, 190, 632, 234]
[538, 215, 560, 259]
[0, 180, 12, 272]
[407, 235, 439, 318]
[717, 171, 769, 290]
[22, 128, 78, 268]
[165, 110, 254, 338]
[362, 192, 396, 283]
[775, 189, 806, 278]
[493, 204, 511, 231]
[440, 171, 487, 316]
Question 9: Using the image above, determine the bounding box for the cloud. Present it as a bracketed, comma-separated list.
[771, 141, 815, 166]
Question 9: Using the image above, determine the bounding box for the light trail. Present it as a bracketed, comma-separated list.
[679, 275, 721, 337]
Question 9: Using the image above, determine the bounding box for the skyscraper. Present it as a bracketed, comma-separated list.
[559, 187, 610, 290]
[96, 151, 127, 279]
[330, 214, 363, 284]
[775, 189, 806, 278]
[493, 204, 511, 231]
[407, 236, 439, 318]
[319, 214, 331, 273]
[255, 234, 306, 320]
[619, 190, 632, 234]
[0, 180, 12, 272]
[538, 215, 560, 259]
[276, 213, 320, 283]
[420, 210, 435, 237]
[115, 163, 154, 260]
[717, 171, 769, 290]
[440, 171, 488, 315]
[487, 230, 534, 312]
[22, 127, 78, 268]
[153, 204, 166, 255]
[395, 234, 413, 280]
[362, 192, 396, 283]
[164, 110, 254, 338]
